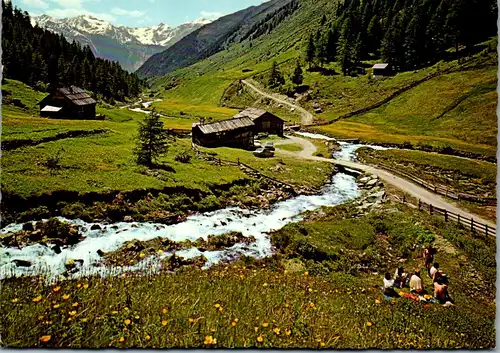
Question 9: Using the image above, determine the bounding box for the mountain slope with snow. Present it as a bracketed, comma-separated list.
[31, 15, 211, 72]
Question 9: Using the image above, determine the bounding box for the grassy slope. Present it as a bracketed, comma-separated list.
[2, 80, 331, 199]
[1, 203, 495, 348]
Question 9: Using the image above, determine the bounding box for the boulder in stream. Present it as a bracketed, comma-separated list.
[12, 259, 32, 267]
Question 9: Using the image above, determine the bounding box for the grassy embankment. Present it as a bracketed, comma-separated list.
[357, 148, 497, 222]
[1, 79, 332, 224]
[313, 54, 497, 159]
[1, 202, 495, 348]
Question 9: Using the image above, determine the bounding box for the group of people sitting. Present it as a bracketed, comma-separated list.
[382, 246, 454, 306]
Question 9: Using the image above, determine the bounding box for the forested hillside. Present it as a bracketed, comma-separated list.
[1, 0, 143, 102]
[307, 0, 498, 74]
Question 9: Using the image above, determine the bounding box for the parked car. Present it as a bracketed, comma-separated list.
[264, 142, 275, 151]
[253, 148, 274, 158]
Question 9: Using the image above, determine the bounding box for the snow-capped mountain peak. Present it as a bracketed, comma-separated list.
[30, 14, 212, 72]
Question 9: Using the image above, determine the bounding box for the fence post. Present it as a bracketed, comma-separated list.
[430, 204, 433, 215]
[444, 210, 448, 222]
[402, 195, 406, 204]
[485, 224, 489, 236]
[471, 218, 474, 233]
[237, 158, 240, 166]
[458, 214, 461, 225]
[418, 199, 421, 210]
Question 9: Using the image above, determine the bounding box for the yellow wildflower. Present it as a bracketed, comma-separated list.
[124, 319, 131, 325]
[204, 335, 217, 345]
[262, 322, 269, 328]
[273, 327, 281, 335]
[214, 303, 221, 309]
[81, 318, 88, 323]
[69, 311, 77, 317]
[304, 271, 309, 276]
[254, 327, 259, 332]
[210, 328, 216, 333]
[161, 320, 168, 326]
[231, 321, 237, 327]
[38, 315, 44, 320]
[124, 307, 129, 311]
[77, 284, 82, 288]
[53, 304, 60, 309]
[53, 287, 61, 293]
[285, 329, 291, 336]
[189, 318, 195, 324]
[72, 302, 79, 307]
[135, 315, 140, 319]
[83, 284, 89, 289]
[157, 249, 164, 254]
[139, 253, 146, 258]
[162, 308, 167, 314]
[62, 294, 70, 300]
[145, 335, 151, 341]
[40, 335, 51, 343]
[112, 311, 119, 315]
[367, 322, 373, 327]
[218, 306, 223, 313]
[119, 337, 125, 343]
[257, 335, 264, 343]
[32, 295, 42, 303]
[308, 288, 313, 293]
[11, 298, 18, 303]
[375, 299, 381, 305]
[320, 342, 326, 347]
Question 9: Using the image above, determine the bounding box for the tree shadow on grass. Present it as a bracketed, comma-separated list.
[152, 163, 176, 173]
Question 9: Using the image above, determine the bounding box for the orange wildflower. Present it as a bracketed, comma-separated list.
[53, 287, 61, 293]
[32, 295, 42, 303]
[62, 294, 70, 300]
[40, 335, 51, 343]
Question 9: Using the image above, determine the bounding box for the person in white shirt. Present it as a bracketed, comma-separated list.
[383, 272, 400, 297]
[429, 263, 440, 281]
[409, 269, 424, 294]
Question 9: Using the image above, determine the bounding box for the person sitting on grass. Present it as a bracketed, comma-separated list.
[383, 272, 400, 298]
[409, 269, 425, 295]
[394, 267, 408, 288]
[429, 262, 440, 281]
[433, 276, 454, 305]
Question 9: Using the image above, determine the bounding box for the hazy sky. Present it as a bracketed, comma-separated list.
[13, 0, 268, 27]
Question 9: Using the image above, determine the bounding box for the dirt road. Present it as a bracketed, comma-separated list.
[275, 135, 497, 229]
[242, 80, 314, 125]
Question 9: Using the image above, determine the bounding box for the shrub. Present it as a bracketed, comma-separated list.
[175, 151, 192, 164]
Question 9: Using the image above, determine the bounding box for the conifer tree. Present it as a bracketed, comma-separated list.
[268, 61, 285, 88]
[305, 34, 316, 69]
[291, 60, 303, 86]
[134, 110, 172, 167]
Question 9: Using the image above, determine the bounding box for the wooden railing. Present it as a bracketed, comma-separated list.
[373, 163, 496, 206]
[414, 198, 496, 238]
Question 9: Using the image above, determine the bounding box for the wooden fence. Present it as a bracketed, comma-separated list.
[191, 143, 300, 193]
[414, 198, 496, 238]
[375, 163, 496, 206]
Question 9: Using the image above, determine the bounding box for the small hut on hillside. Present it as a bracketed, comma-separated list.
[233, 107, 284, 136]
[38, 86, 96, 119]
[372, 63, 395, 77]
[192, 117, 255, 149]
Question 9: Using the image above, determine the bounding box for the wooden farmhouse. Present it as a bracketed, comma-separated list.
[233, 107, 284, 136]
[38, 86, 96, 119]
[372, 63, 395, 77]
[192, 117, 255, 149]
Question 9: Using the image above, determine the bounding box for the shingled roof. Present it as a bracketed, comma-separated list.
[194, 117, 255, 135]
[57, 86, 96, 106]
[232, 107, 268, 120]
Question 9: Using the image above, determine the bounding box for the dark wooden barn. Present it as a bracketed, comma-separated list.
[233, 107, 284, 136]
[38, 86, 96, 119]
[372, 63, 395, 77]
[192, 117, 255, 149]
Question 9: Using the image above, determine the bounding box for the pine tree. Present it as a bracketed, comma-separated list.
[291, 60, 303, 86]
[305, 34, 316, 69]
[337, 16, 353, 75]
[268, 61, 285, 88]
[134, 110, 172, 167]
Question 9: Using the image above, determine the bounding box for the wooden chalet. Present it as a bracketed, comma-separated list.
[192, 117, 255, 149]
[39, 86, 96, 119]
[233, 107, 284, 136]
[372, 63, 395, 77]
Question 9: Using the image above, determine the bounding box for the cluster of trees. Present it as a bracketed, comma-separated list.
[2, 0, 144, 102]
[240, 0, 300, 42]
[305, 0, 497, 74]
[266, 60, 303, 96]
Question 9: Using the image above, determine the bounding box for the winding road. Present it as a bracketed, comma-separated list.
[242, 80, 314, 125]
[243, 80, 496, 229]
[275, 135, 496, 229]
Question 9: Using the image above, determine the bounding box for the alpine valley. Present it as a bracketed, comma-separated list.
[31, 14, 211, 72]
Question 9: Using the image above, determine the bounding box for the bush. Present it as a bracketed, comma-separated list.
[175, 151, 192, 164]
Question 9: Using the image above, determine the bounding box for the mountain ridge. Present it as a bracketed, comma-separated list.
[31, 14, 211, 71]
